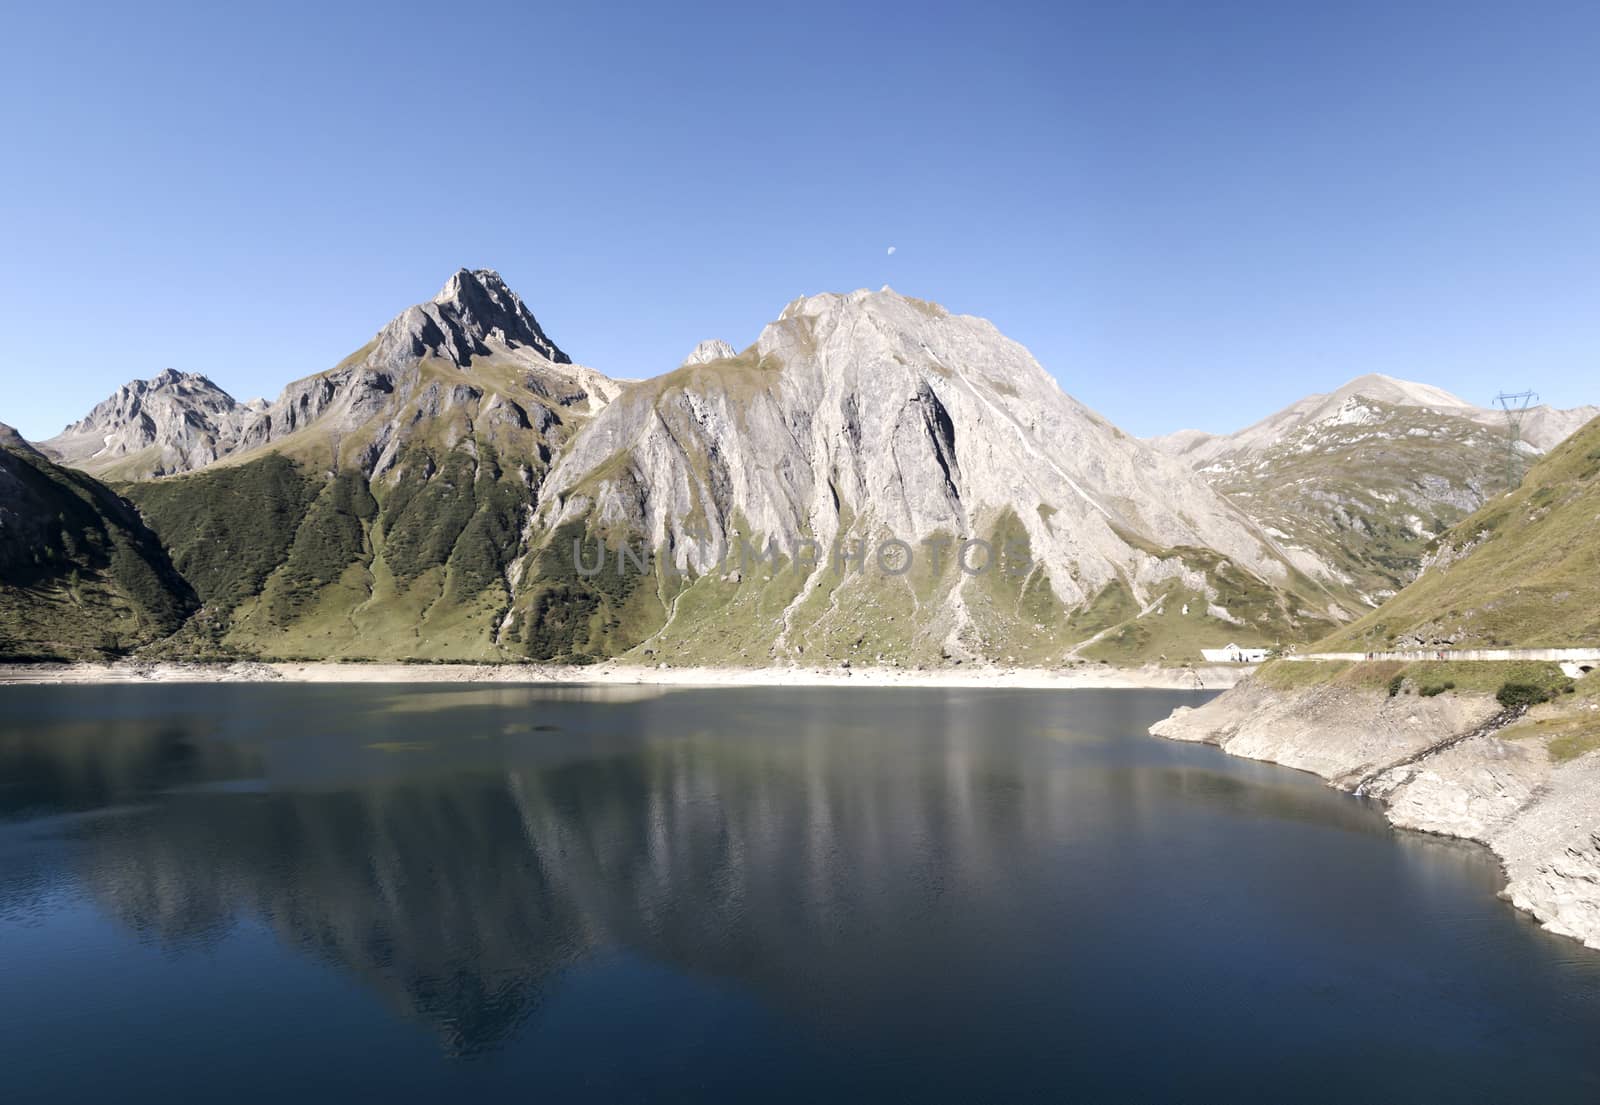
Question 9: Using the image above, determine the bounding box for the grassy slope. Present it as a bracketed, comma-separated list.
[0, 445, 197, 659]
[126, 437, 545, 661]
[1258, 659, 1598, 766]
[1316, 413, 1600, 651]
[1207, 420, 1600, 768]
[1211, 401, 1508, 605]
[1071, 523, 1340, 663]
[115, 337, 604, 661]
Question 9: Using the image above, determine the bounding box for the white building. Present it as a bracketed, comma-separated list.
[1201, 643, 1269, 664]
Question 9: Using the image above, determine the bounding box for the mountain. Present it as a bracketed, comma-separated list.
[0, 425, 196, 659]
[1153, 374, 1597, 466]
[1316, 411, 1600, 650]
[514, 288, 1343, 666]
[1147, 416, 1600, 950]
[36, 269, 619, 481]
[681, 339, 738, 366]
[38, 369, 256, 480]
[106, 270, 625, 661]
[1152, 375, 1600, 605]
[16, 275, 1355, 665]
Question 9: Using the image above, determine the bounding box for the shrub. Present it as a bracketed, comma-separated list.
[1497, 682, 1552, 708]
[1420, 683, 1448, 697]
[1387, 674, 1405, 697]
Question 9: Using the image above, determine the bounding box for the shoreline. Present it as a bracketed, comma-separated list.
[0, 660, 1249, 690]
[1149, 675, 1600, 951]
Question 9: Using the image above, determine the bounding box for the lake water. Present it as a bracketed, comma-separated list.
[2, 684, 1598, 1102]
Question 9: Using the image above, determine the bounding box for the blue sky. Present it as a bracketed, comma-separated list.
[2, 0, 1597, 442]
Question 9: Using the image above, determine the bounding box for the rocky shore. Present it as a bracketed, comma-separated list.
[0, 659, 1248, 691]
[1151, 672, 1600, 950]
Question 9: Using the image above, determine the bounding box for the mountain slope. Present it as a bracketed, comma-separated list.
[1154, 374, 1595, 465]
[1314, 412, 1600, 650]
[112, 271, 625, 661]
[22, 276, 1396, 667]
[0, 426, 196, 659]
[1153, 375, 1598, 605]
[37, 269, 619, 480]
[509, 289, 1343, 666]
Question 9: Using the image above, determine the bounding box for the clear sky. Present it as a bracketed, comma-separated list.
[2, 0, 1597, 443]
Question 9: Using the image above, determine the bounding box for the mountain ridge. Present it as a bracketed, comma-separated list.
[8, 269, 1595, 666]
[1152, 373, 1597, 467]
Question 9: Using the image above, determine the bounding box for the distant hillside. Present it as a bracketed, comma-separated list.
[1317, 414, 1600, 650]
[1152, 375, 1598, 608]
[0, 427, 196, 659]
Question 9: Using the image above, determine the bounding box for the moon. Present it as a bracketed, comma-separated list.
[886, 245, 896, 256]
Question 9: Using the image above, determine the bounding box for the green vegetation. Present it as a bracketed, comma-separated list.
[126, 453, 318, 613]
[1547, 726, 1600, 763]
[1208, 400, 1510, 608]
[1319, 413, 1600, 651]
[0, 445, 197, 659]
[380, 450, 483, 584]
[1255, 659, 1354, 689]
[1256, 658, 1573, 701]
[511, 520, 652, 661]
[1497, 681, 1568, 709]
[1064, 580, 1138, 643]
[268, 472, 377, 624]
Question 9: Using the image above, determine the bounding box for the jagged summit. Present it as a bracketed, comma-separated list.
[680, 339, 738, 367]
[37, 268, 615, 478]
[38, 370, 242, 478]
[372, 267, 571, 371]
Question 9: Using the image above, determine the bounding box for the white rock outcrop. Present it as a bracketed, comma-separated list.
[539, 288, 1319, 610]
[39, 369, 245, 477]
[1151, 679, 1600, 950]
[680, 339, 738, 367]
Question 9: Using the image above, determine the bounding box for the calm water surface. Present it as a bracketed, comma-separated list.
[1, 684, 1598, 1103]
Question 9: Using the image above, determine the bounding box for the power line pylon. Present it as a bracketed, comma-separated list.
[1493, 390, 1538, 490]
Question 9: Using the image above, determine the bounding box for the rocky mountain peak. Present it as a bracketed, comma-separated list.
[680, 339, 738, 367]
[372, 267, 571, 371]
[537, 286, 1324, 668]
[37, 370, 242, 478]
[1315, 374, 1475, 419]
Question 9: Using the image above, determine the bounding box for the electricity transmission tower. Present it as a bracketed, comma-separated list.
[1493, 390, 1538, 490]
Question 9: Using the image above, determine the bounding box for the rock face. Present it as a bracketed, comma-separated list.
[1150, 375, 1600, 606]
[1151, 671, 1600, 951]
[680, 339, 738, 367]
[35, 269, 619, 480]
[23, 270, 1593, 668]
[38, 369, 248, 478]
[525, 288, 1341, 664]
[370, 268, 571, 372]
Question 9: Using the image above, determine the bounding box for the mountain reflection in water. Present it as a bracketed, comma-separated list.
[2, 684, 1598, 1102]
